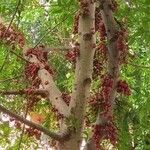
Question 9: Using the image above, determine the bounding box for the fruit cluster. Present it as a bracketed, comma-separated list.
[24, 63, 40, 81]
[86, 93, 100, 124]
[95, 8, 102, 32]
[117, 80, 131, 96]
[96, 43, 108, 59]
[25, 45, 48, 63]
[101, 75, 113, 102]
[10, 118, 41, 140]
[100, 75, 114, 120]
[95, 8, 107, 41]
[73, 12, 80, 34]
[111, 0, 118, 12]
[93, 59, 103, 78]
[79, 0, 90, 16]
[51, 107, 64, 120]
[92, 121, 118, 149]
[99, 22, 107, 41]
[93, 8, 108, 78]
[0, 22, 25, 48]
[25, 127, 41, 140]
[14, 120, 22, 129]
[92, 42, 108, 79]
[24, 64, 41, 110]
[116, 28, 128, 63]
[65, 42, 80, 64]
[27, 96, 40, 110]
[87, 75, 117, 147]
[65, 50, 77, 63]
[61, 92, 71, 106]
[90, 74, 118, 149]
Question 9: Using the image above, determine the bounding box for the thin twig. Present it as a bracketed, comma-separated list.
[0, 51, 9, 72]
[4, 0, 21, 34]
[0, 75, 22, 83]
[17, 123, 26, 149]
[17, 100, 29, 150]
[0, 104, 70, 141]
[34, 10, 77, 48]
[127, 62, 150, 69]
[1, 0, 24, 71]
[10, 50, 29, 63]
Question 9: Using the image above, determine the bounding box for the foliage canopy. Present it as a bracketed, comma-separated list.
[0, 0, 150, 150]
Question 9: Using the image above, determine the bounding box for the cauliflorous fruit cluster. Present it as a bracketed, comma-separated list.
[0, 22, 25, 48]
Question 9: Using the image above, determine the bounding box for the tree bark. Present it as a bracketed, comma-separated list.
[60, 1, 96, 149]
[23, 50, 71, 117]
[84, 0, 120, 149]
[99, 0, 119, 117]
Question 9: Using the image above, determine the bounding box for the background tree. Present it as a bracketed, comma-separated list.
[0, 0, 150, 150]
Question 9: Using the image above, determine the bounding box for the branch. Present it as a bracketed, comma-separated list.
[17, 103, 29, 150]
[99, 0, 119, 116]
[24, 51, 70, 117]
[84, 0, 121, 148]
[38, 69, 70, 117]
[0, 51, 9, 72]
[4, 0, 21, 34]
[0, 104, 70, 142]
[100, 0, 119, 75]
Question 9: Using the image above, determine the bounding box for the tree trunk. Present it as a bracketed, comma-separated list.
[59, 1, 96, 149]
